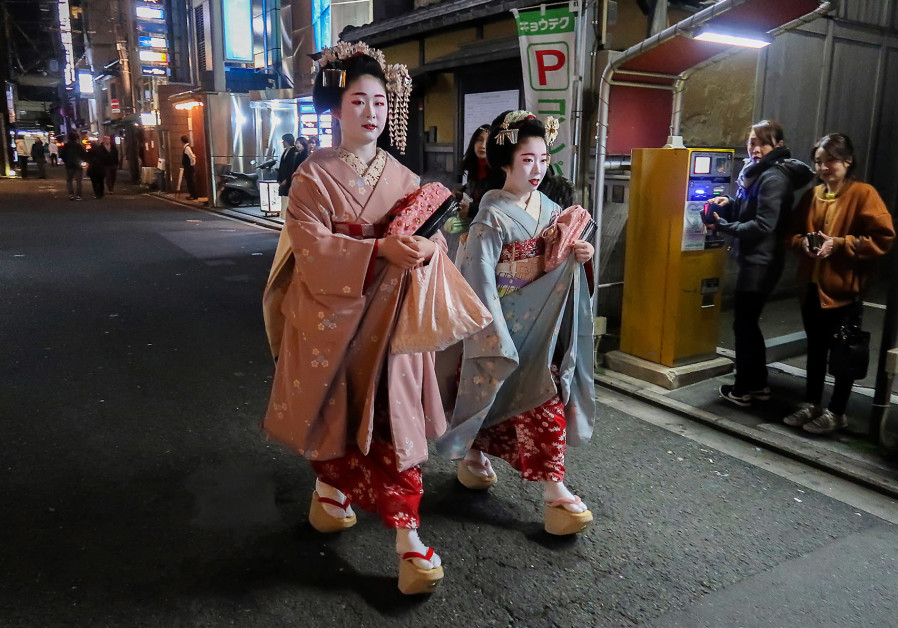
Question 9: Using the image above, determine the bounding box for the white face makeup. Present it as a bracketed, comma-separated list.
[502, 136, 548, 198]
[332, 75, 388, 151]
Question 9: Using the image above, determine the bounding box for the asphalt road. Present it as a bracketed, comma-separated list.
[2, 171, 897, 627]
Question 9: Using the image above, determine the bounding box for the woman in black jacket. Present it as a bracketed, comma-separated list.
[708, 120, 814, 407]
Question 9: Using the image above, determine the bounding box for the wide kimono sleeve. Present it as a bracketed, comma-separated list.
[285, 167, 376, 301]
[435, 209, 520, 459]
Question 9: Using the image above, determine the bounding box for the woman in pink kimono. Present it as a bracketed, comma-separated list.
[262, 44, 446, 595]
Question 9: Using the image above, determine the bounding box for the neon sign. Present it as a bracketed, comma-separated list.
[58, 0, 76, 86]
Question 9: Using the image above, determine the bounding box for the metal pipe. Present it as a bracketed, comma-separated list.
[872, 246, 898, 441]
[210, 0, 226, 92]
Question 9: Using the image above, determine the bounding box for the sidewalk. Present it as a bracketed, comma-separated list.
[596, 358, 898, 499]
[151, 191, 284, 229]
[150, 189, 898, 499]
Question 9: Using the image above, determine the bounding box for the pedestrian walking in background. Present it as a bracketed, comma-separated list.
[181, 135, 197, 200]
[307, 135, 319, 154]
[276, 133, 299, 218]
[261, 44, 447, 595]
[707, 120, 815, 407]
[86, 140, 107, 199]
[60, 132, 87, 200]
[784, 133, 895, 434]
[48, 139, 59, 166]
[436, 111, 596, 537]
[30, 137, 48, 179]
[14, 134, 29, 179]
[100, 136, 119, 192]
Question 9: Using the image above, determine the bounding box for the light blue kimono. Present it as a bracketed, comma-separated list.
[436, 189, 595, 460]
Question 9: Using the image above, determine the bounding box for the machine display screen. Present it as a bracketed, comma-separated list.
[693, 156, 711, 175]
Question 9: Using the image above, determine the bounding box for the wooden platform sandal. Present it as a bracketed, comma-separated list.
[544, 496, 593, 535]
[397, 547, 444, 595]
[308, 491, 357, 533]
[456, 458, 498, 490]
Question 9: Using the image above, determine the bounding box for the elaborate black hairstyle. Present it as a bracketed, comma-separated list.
[813, 132, 857, 178]
[312, 53, 387, 115]
[484, 110, 547, 190]
[538, 172, 575, 208]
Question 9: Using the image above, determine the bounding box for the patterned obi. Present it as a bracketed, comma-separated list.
[499, 236, 545, 262]
[496, 235, 546, 297]
[333, 222, 386, 240]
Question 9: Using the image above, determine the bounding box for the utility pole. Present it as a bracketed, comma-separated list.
[0, 0, 13, 176]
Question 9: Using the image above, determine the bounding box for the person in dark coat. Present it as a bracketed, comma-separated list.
[181, 135, 198, 200]
[60, 132, 87, 200]
[30, 138, 48, 179]
[276, 133, 300, 218]
[100, 136, 119, 192]
[86, 140, 107, 198]
[707, 120, 815, 407]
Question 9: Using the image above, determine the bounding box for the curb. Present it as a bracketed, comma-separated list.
[595, 369, 898, 500]
[148, 192, 283, 231]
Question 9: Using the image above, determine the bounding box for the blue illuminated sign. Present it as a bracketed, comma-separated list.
[139, 21, 167, 35]
[141, 66, 168, 77]
[223, 0, 253, 62]
[312, 0, 331, 52]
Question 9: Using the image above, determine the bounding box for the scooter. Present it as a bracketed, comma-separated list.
[219, 158, 277, 207]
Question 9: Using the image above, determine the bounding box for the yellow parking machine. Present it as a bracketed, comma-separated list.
[620, 147, 735, 367]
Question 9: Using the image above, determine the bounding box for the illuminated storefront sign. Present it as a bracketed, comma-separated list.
[141, 66, 168, 76]
[139, 50, 169, 63]
[139, 36, 169, 49]
[136, 5, 165, 20]
[140, 111, 160, 126]
[77, 72, 95, 95]
[223, 0, 253, 62]
[58, 0, 76, 86]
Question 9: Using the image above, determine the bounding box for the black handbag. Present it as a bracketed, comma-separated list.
[828, 301, 870, 380]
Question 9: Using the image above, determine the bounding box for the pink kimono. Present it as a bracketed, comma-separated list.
[263, 148, 447, 528]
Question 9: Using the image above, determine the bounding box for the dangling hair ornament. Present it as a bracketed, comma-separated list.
[544, 116, 559, 146]
[495, 110, 536, 145]
[316, 41, 412, 155]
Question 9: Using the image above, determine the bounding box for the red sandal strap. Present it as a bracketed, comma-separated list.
[401, 547, 435, 562]
[316, 495, 351, 510]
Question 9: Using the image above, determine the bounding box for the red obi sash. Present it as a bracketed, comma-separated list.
[333, 222, 386, 240]
[496, 235, 545, 297]
[499, 236, 545, 262]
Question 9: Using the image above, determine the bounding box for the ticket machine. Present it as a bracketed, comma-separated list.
[619, 147, 735, 367]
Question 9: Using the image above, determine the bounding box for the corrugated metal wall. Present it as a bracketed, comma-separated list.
[756, 8, 898, 211]
[835, 0, 896, 28]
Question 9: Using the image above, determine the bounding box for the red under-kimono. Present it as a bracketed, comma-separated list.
[262, 148, 447, 528]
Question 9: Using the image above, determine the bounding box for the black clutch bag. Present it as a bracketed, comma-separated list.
[828, 302, 870, 380]
[414, 196, 458, 239]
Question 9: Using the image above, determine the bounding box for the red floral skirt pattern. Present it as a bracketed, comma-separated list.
[473, 392, 567, 483]
[310, 382, 423, 529]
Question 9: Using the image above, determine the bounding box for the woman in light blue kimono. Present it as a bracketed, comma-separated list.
[436, 111, 596, 535]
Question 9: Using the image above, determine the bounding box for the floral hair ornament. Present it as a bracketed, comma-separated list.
[544, 116, 559, 147]
[316, 41, 413, 154]
[495, 110, 536, 145]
